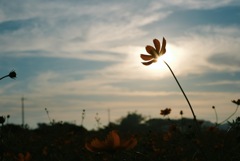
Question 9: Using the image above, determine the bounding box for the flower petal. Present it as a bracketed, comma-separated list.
[142, 60, 154, 66]
[85, 138, 107, 152]
[106, 131, 120, 148]
[153, 39, 160, 53]
[140, 54, 154, 61]
[160, 37, 166, 55]
[120, 137, 137, 150]
[145, 45, 157, 57]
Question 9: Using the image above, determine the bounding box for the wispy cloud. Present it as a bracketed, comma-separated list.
[1, 0, 240, 129]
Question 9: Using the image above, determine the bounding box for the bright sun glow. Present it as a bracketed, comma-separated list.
[134, 43, 178, 77]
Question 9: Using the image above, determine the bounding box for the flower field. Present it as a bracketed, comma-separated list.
[0, 111, 240, 161]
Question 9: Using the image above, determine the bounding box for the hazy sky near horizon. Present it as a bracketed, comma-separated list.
[0, 0, 240, 130]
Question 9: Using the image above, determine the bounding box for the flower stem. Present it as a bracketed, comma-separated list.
[0, 75, 9, 80]
[219, 105, 239, 125]
[163, 61, 198, 126]
[213, 107, 218, 125]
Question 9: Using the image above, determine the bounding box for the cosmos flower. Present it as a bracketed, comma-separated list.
[85, 130, 137, 153]
[160, 108, 171, 117]
[140, 37, 166, 65]
[139, 37, 199, 132]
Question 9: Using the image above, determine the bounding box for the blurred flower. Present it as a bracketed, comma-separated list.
[18, 152, 31, 161]
[85, 130, 137, 153]
[232, 99, 240, 106]
[140, 37, 166, 65]
[160, 108, 171, 117]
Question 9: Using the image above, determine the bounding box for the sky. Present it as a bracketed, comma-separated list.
[0, 0, 239, 130]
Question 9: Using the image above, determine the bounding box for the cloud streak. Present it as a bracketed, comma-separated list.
[0, 0, 239, 129]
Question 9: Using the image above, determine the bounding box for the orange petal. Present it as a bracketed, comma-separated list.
[121, 137, 137, 150]
[153, 39, 160, 53]
[145, 45, 157, 57]
[160, 37, 166, 55]
[140, 54, 153, 61]
[106, 131, 120, 148]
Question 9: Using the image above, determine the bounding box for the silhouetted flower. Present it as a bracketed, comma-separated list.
[85, 130, 137, 153]
[232, 99, 240, 106]
[160, 108, 171, 116]
[140, 37, 166, 65]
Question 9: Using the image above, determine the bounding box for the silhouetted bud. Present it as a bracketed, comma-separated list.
[9, 70, 17, 79]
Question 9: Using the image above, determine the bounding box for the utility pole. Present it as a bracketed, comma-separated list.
[21, 96, 25, 127]
[108, 108, 110, 124]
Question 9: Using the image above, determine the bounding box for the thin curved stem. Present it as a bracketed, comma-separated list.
[0, 75, 9, 80]
[214, 108, 218, 124]
[163, 60, 207, 160]
[163, 61, 197, 121]
[219, 105, 239, 125]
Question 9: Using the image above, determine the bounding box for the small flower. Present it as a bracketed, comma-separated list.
[140, 37, 166, 66]
[85, 130, 137, 153]
[8, 70, 17, 79]
[232, 99, 240, 106]
[160, 108, 171, 117]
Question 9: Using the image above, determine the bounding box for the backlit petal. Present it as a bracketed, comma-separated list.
[160, 37, 166, 55]
[140, 54, 154, 61]
[153, 39, 160, 53]
[146, 46, 158, 58]
[142, 60, 154, 66]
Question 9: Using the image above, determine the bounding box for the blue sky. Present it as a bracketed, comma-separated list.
[0, 0, 239, 130]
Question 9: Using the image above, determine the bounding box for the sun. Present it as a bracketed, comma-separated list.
[137, 43, 178, 77]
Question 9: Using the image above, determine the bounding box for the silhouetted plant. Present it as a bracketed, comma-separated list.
[216, 99, 240, 125]
[81, 109, 86, 127]
[140, 38, 200, 131]
[44, 108, 53, 124]
[0, 70, 16, 80]
[211, 105, 219, 125]
[95, 113, 101, 129]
